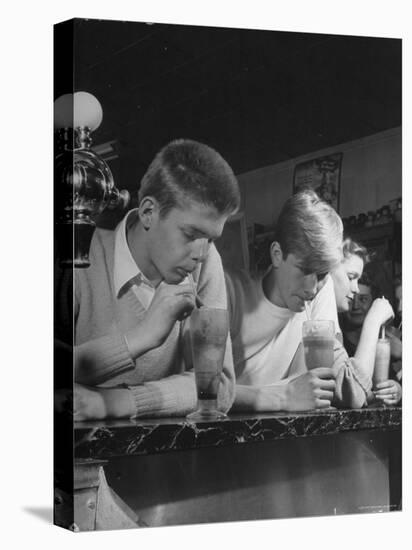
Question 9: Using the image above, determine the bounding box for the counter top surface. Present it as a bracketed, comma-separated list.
[74, 406, 401, 460]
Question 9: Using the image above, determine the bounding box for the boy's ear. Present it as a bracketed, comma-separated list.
[269, 241, 283, 268]
[138, 197, 159, 230]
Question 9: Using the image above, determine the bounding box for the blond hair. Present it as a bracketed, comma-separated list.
[342, 237, 369, 263]
[274, 190, 343, 274]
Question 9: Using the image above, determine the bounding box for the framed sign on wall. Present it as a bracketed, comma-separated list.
[293, 152, 343, 212]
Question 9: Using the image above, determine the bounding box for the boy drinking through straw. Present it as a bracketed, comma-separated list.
[226, 190, 373, 412]
[56, 139, 241, 420]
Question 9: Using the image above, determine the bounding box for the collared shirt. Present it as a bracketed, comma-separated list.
[113, 208, 191, 310]
[113, 208, 156, 310]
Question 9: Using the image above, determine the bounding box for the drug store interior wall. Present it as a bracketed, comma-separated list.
[237, 126, 401, 229]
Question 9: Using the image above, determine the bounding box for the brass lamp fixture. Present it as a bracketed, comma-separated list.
[54, 92, 130, 268]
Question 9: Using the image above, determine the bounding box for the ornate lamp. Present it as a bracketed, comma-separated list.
[54, 92, 130, 268]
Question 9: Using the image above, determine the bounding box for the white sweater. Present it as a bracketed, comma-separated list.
[225, 270, 372, 407]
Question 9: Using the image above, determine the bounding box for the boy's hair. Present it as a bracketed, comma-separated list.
[273, 189, 343, 274]
[342, 237, 369, 264]
[138, 139, 241, 217]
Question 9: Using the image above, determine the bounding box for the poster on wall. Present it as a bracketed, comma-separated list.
[293, 153, 343, 212]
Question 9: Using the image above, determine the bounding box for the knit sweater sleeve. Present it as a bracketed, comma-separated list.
[55, 261, 135, 385]
[332, 336, 372, 408]
[128, 244, 236, 418]
[128, 336, 235, 418]
[75, 332, 135, 385]
[128, 372, 197, 417]
[310, 277, 372, 407]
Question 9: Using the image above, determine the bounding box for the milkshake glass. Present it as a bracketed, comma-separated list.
[187, 307, 229, 421]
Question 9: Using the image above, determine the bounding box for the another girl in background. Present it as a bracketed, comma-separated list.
[384, 276, 402, 385]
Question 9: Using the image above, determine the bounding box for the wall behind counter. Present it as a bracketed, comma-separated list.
[237, 127, 401, 229]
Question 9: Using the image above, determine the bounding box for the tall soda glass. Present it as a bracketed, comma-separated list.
[302, 320, 335, 370]
[372, 338, 391, 387]
[186, 307, 229, 421]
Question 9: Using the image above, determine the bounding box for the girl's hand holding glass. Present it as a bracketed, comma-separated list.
[373, 379, 402, 405]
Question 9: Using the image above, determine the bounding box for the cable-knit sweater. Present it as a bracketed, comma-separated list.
[55, 228, 235, 418]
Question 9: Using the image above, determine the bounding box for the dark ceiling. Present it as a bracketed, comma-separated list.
[56, 18, 401, 189]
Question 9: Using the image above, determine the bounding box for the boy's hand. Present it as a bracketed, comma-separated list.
[373, 379, 402, 406]
[73, 384, 134, 421]
[126, 283, 196, 355]
[285, 368, 336, 411]
[145, 282, 196, 342]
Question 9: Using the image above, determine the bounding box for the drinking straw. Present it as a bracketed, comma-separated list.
[304, 301, 310, 321]
[189, 273, 203, 308]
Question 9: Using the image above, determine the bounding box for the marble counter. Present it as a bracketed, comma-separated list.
[74, 405, 401, 460]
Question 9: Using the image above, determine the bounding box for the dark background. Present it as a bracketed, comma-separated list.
[56, 19, 401, 197]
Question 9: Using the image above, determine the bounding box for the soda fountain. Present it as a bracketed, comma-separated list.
[54, 91, 130, 268]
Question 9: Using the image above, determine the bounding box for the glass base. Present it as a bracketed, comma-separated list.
[186, 400, 228, 422]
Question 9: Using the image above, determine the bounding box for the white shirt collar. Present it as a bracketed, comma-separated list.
[113, 208, 153, 297]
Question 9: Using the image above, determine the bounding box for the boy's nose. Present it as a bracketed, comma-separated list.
[303, 274, 318, 299]
[192, 239, 210, 263]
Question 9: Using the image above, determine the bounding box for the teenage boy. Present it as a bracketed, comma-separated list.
[226, 190, 370, 412]
[56, 139, 241, 420]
